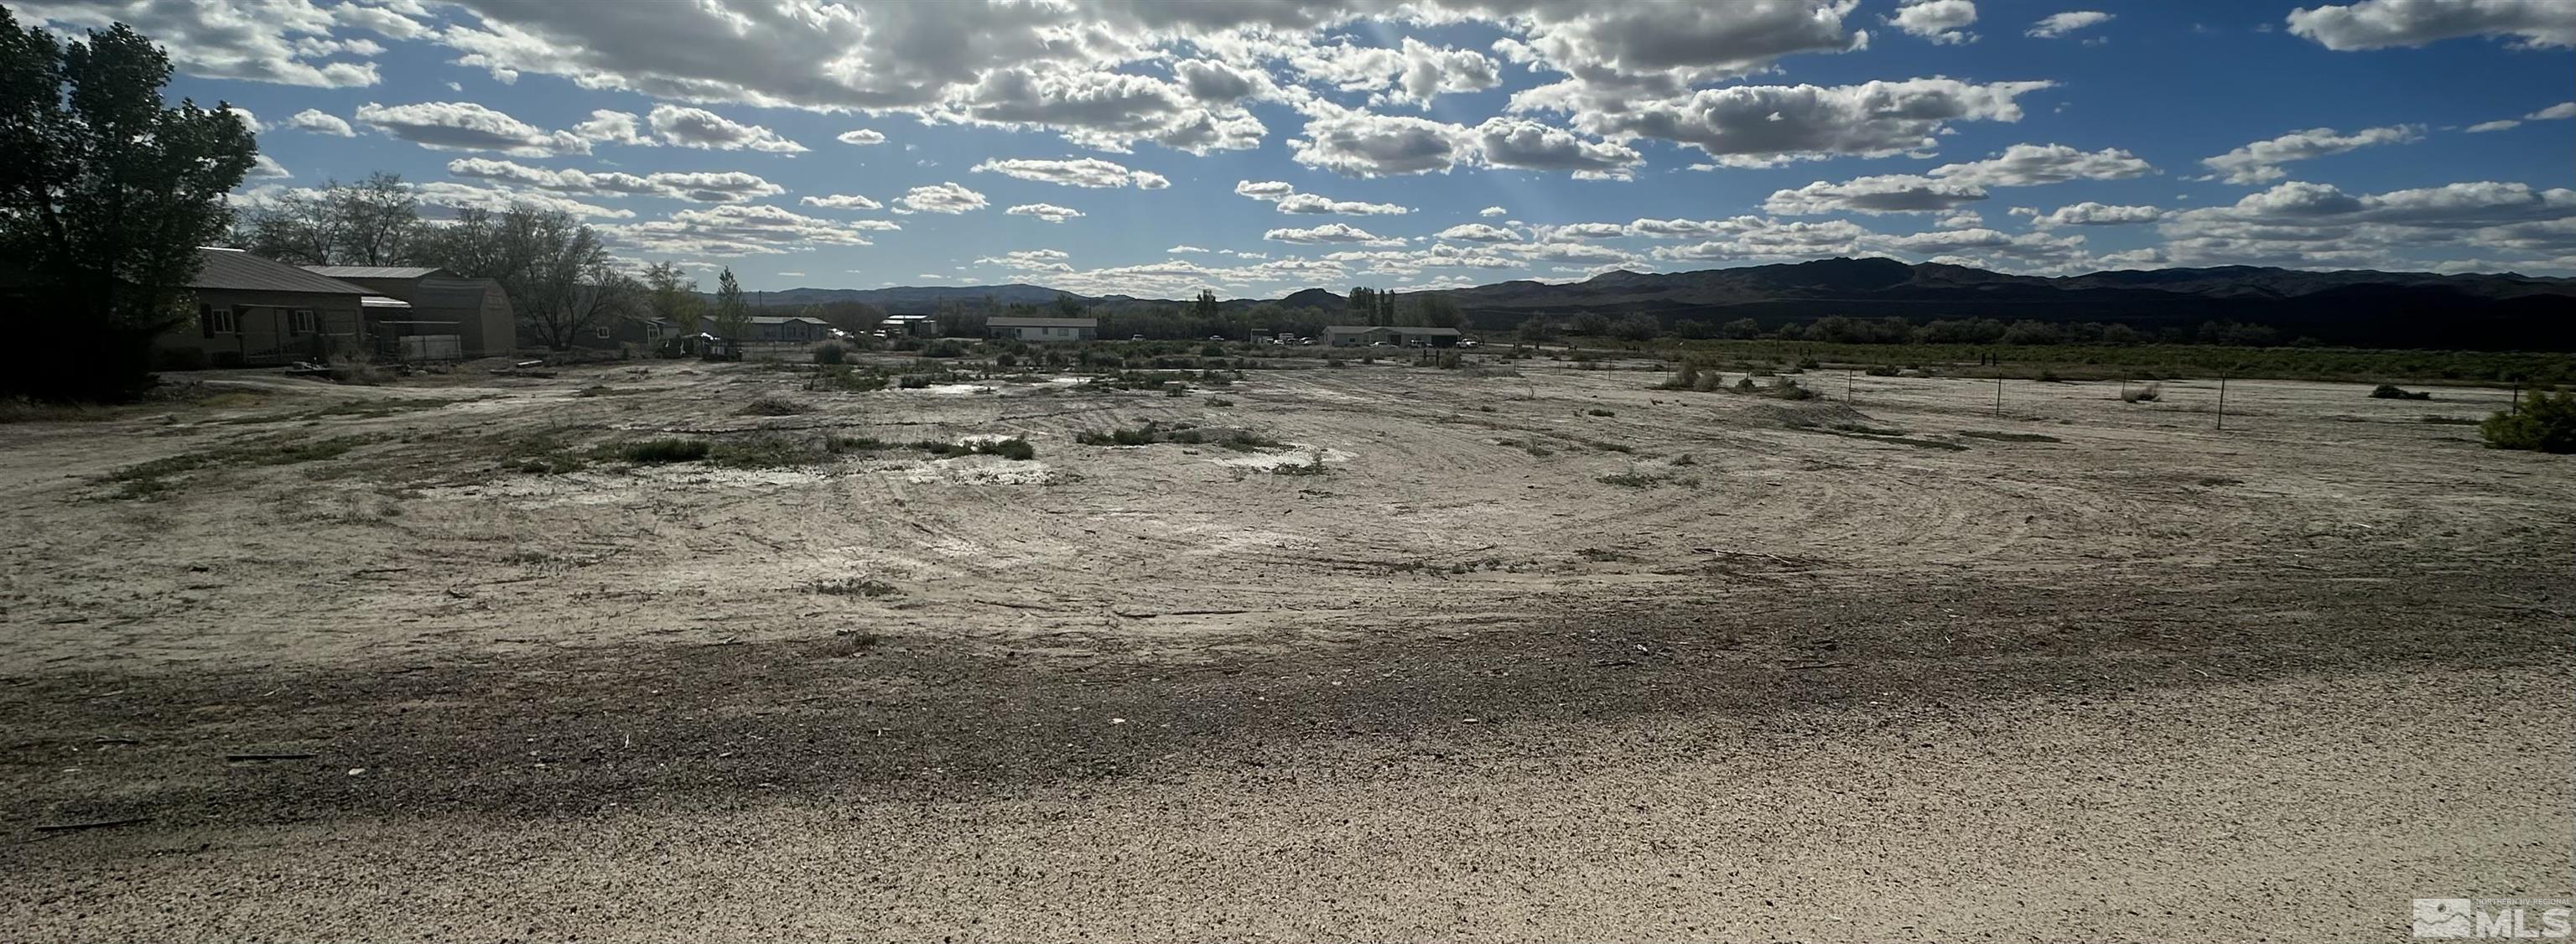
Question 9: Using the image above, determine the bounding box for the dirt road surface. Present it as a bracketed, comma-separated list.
[3, 354, 2568, 941]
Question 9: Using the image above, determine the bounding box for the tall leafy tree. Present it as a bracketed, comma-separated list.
[233, 172, 422, 266]
[1411, 293, 1463, 329]
[1514, 315, 1559, 346]
[0, 10, 257, 401]
[642, 261, 704, 334]
[1192, 288, 1219, 320]
[412, 203, 627, 350]
[713, 267, 750, 340]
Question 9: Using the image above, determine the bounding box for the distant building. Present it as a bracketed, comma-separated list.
[158, 248, 377, 367]
[304, 265, 516, 359]
[1322, 324, 1461, 347]
[988, 316, 1098, 342]
[745, 315, 831, 343]
[880, 313, 941, 337]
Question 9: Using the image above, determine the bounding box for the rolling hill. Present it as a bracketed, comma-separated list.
[753, 259, 2576, 350]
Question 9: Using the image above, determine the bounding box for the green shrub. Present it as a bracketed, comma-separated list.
[1078, 422, 1162, 446]
[913, 437, 1037, 460]
[811, 577, 896, 596]
[1864, 365, 1898, 376]
[708, 435, 823, 468]
[2122, 383, 2162, 403]
[2370, 383, 2432, 400]
[812, 341, 848, 365]
[809, 366, 891, 392]
[1587, 408, 1616, 417]
[617, 438, 711, 463]
[738, 396, 807, 416]
[2480, 390, 2576, 454]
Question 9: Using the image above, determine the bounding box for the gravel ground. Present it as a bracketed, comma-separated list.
[2, 353, 2568, 941]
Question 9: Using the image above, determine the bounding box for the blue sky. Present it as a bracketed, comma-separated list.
[17, 0, 2573, 295]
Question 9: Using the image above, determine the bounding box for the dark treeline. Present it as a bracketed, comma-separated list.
[1654, 314, 2288, 347]
[757, 288, 1468, 341]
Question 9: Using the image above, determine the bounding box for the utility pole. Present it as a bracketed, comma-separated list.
[1846, 368, 1854, 404]
[1992, 370, 2002, 418]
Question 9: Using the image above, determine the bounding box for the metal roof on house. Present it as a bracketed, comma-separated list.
[193, 248, 374, 295]
[989, 316, 1098, 328]
[304, 265, 453, 280]
[359, 295, 413, 309]
[748, 315, 828, 325]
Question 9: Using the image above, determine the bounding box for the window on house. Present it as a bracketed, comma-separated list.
[202, 305, 238, 335]
[288, 309, 316, 335]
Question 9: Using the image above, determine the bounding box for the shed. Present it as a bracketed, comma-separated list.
[304, 266, 517, 358]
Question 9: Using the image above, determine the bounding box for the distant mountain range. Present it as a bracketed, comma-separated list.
[750, 258, 2576, 350]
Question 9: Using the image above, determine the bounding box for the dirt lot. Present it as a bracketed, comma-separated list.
[3, 352, 2569, 942]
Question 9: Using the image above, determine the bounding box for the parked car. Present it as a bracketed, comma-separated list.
[1458, 338, 1481, 348]
[1130, 334, 1146, 340]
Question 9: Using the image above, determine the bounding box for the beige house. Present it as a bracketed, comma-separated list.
[988, 316, 1097, 342]
[157, 248, 377, 368]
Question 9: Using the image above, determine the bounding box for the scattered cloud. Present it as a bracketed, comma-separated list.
[1005, 203, 1085, 223]
[284, 108, 354, 137]
[895, 182, 989, 214]
[971, 157, 1169, 189]
[2199, 125, 2423, 184]
[2027, 12, 2114, 39]
[1435, 223, 1521, 242]
[1478, 206, 1508, 217]
[353, 101, 589, 156]
[413, 180, 632, 220]
[15, 1, 384, 87]
[647, 105, 808, 153]
[444, 158, 785, 203]
[1264, 222, 1405, 246]
[571, 110, 654, 147]
[2287, 0, 2573, 50]
[1233, 180, 1407, 215]
[1889, 0, 1979, 44]
[1766, 175, 1990, 215]
[799, 194, 885, 210]
[837, 128, 888, 146]
[1765, 143, 2153, 215]
[2030, 202, 2163, 226]
[602, 204, 882, 257]
[2464, 101, 2576, 132]
[2158, 179, 2576, 268]
[1581, 78, 2054, 168]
